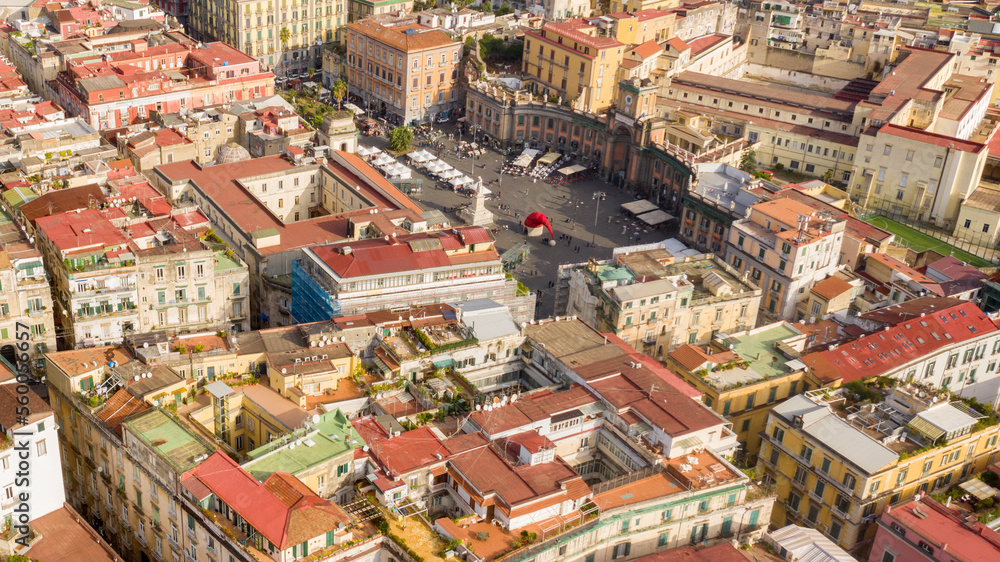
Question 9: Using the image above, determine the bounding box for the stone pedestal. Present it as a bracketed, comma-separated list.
[460, 176, 494, 226]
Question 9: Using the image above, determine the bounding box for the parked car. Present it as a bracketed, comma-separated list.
[435, 114, 450, 124]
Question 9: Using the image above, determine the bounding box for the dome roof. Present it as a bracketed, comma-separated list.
[215, 143, 251, 165]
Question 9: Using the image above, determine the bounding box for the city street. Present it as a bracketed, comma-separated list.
[357, 124, 677, 317]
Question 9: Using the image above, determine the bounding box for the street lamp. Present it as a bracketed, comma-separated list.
[592, 191, 606, 246]
[470, 126, 480, 176]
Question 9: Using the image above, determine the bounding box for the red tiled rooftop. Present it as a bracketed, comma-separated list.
[669, 343, 720, 372]
[155, 152, 421, 255]
[879, 123, 985, 153]
[882, 496, 1000, 561]
[687, 33, 729, 56]
[468, 385, 598, 435]
[666, 37, 690, 52]
[449, 446, 585, 508]
[593, 471, 684, 510]
[811, 275, 854, 300]
[505, 429, 555, 454]
[605, 333, 703, 400]
[368, 427, 450, 475]
[172, 209, 210, 230]
[630, 40, 662, 59]
[182, 451, 347, 549]
[97, 388, 150, 437]
[310, 227, 497, 278]
[802, 300, 996, 383]
[538, 19, 624, 51]
[865, 252, 936, 284]
[24, 505, 119, 562]
[36, 208, 128, 252]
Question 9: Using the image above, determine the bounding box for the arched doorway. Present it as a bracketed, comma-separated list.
[0, 345, 15, 368]
[606, 126, 632, 185]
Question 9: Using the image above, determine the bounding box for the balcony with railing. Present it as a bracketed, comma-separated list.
[75, 303, 138, 320]
[70, 284, 136, 298]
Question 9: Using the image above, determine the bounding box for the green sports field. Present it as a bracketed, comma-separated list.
[862, 216, 996, 268]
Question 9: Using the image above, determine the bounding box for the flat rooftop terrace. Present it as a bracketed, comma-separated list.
[727, 324, 800, 380]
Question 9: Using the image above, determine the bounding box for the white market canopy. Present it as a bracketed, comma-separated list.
[424, 160, 446, 172]
[372, 154, 394, 167]
[450, 176, 473, 187]
[621, 199, 659, 215]
[439, 169, 462, 179]
[386, 165, 411, 179]
[557, 164, 588, 176]
[407, 150, 434, 163]
[637, 209, 674, 226]
[513, 154, 535, 167]
[357, 145, 378, 157]
[345, 102, 365, 115]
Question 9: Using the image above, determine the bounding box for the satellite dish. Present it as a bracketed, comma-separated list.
[475, 404, 482, 410]
[510, 395, 518, 402]
[97, 466, 104, 473]
[319, 341, 326, 347]
[340, 336, 346, 342]
[281, 368, 287, 374]
[493, 397, 500, 404]
[133, 375, 140, 382]
[289, 442, 296, 449]
[143, 342, 148, 348]
[312, 414, 321, 424]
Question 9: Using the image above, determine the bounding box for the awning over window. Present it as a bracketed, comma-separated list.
[432, 358, 456, 370]
[906, 417, 945, 442]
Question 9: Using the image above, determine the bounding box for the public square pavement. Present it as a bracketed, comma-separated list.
[358, 124, 676, 318]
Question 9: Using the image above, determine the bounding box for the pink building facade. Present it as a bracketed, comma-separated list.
[869, 494, 1000, 562]
[54, 42, 273, 130]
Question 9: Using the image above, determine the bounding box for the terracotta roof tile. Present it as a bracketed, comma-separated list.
[811, 275, 854, 300]
[0, 384, 49, 429]
[347, 21, 459, 52]
[96, 388, 150, 437]
[802, 300, 996, 383]
[182, 452, 348, 549]
[630, 40, 662, 59]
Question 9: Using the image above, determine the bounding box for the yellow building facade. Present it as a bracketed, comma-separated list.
[758, 386, 1000, 554]
[523, 20, 625, 113]
[666, 322, 827, 459]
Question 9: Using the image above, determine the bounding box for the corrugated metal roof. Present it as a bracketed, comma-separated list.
[913, 404, 978, 436]
[773, 396, 898, 474]
[768, 524, 857, 562]
[78, 75, 127, 94]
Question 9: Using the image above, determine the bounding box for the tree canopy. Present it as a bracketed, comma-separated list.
[739, 147, 758, 175]
[389, 126, 414, 152]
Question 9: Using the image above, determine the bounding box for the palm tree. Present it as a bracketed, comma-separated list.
[279, 27, 291, 82]
[332, 79, 347, 111]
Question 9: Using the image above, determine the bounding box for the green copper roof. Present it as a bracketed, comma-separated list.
[242, 409, 365, 481]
